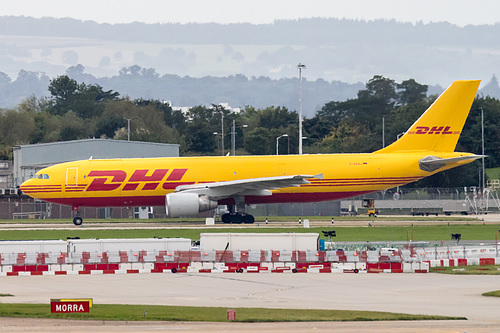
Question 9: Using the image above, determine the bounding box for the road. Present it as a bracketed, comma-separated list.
[1, 272, 500, 332]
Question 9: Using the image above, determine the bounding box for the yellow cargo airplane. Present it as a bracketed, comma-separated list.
[21, 80, 482, 225]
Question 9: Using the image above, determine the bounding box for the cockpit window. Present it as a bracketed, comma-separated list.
[36, 174, 50, 179]
[38, 174, 43, 179]
[43, 174, 49, 179]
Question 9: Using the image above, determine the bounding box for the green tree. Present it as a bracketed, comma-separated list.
[95, 113, 126, 138]
[47, 75, 78, 116]
[48, 75, 119, 118]
[397, 79, 428, 105]
[184, 122, 216, 153]
[58, 112, 88, 141]
[245, 127, 272, 155]
[0, 109, 35, 146]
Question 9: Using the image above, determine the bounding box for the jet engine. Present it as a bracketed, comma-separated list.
[165, 192, 218, 217]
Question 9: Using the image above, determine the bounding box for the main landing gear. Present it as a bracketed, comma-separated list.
[221, 198, 255, 224]
[221, 213, 255, 224]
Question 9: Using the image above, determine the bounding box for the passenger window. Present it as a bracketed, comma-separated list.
[44, 174, 49, 179]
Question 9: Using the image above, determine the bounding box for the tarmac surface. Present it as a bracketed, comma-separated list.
[1, 272, 500, 332]
[1, 215, 500, 332]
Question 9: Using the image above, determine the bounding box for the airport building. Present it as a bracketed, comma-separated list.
[0, 139, 179, 220]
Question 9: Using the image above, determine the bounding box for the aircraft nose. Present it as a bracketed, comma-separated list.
[20, 178, 36, 195]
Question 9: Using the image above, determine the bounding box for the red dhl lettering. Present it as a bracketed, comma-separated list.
[413, 126, 456, 135]
[87, 170, 126, 191]
[85, 169, 190, 192]
[123, 169, 168, 191]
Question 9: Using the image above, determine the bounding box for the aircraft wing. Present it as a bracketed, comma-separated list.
[175, 174, 323, 199]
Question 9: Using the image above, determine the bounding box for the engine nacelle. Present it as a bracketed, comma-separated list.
[165, 192, 218, 217]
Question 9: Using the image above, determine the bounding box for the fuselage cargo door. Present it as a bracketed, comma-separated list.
[66, 167, 78, 186]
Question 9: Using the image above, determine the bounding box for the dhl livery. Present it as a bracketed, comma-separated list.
[21, 80, 483, 225]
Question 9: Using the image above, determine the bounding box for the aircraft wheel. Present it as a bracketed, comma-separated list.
[232, 214, 244, 224]
[243, 214, 255, 224]
[222, 213, 232, 223]
[73, 217, 83, 226]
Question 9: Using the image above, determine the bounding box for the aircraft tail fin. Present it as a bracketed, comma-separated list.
[375, 80, 480, 154]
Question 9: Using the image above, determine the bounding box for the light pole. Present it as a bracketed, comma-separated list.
[481, 108, 485, 190]
[124, 118, 136, 141]
[212, 104, 224, 156]
[231, 119, 236, 156]
[221, 111, 224, 156]
[382, 116, 385, 148]
[297, 63, 306, 155]
[276, 134, 288, 155]
[230, 121, 248, 156]
[214, 132, 221, 152]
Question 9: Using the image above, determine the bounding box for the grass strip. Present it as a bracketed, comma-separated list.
[430, 265, 500, 275]
[0, 224, 499, 242]
[482, 290, 500, 297]
[0, 304, 465, 322]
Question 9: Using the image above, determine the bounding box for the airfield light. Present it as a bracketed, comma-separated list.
[322, 230, 336, 243]
[451, 233, 461, 244]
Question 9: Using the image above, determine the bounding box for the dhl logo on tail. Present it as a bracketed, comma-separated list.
[408, 126, 460, 135]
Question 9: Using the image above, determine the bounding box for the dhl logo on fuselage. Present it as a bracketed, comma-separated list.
[408, 126, 460, 135]
[82, 168, 192, 192]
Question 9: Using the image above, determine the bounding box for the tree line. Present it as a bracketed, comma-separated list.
[0, 74, 497, 188]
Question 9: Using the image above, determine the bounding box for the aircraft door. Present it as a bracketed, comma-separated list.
[66, 167, 78, 186]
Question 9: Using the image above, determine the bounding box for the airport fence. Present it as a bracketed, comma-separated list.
[2, 185, 500, 219]
[1, 242, 498, 276]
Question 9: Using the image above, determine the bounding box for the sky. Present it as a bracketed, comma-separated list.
[1, 0, 500, 26]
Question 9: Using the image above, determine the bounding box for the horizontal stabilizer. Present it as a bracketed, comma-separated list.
[419, 155, 485, 172]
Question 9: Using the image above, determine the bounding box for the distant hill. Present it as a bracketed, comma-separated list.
[0, 16, 500, 113]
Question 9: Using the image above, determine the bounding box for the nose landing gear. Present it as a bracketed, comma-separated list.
[72, 206, 83, 226]
[73, 216, 83, 226]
